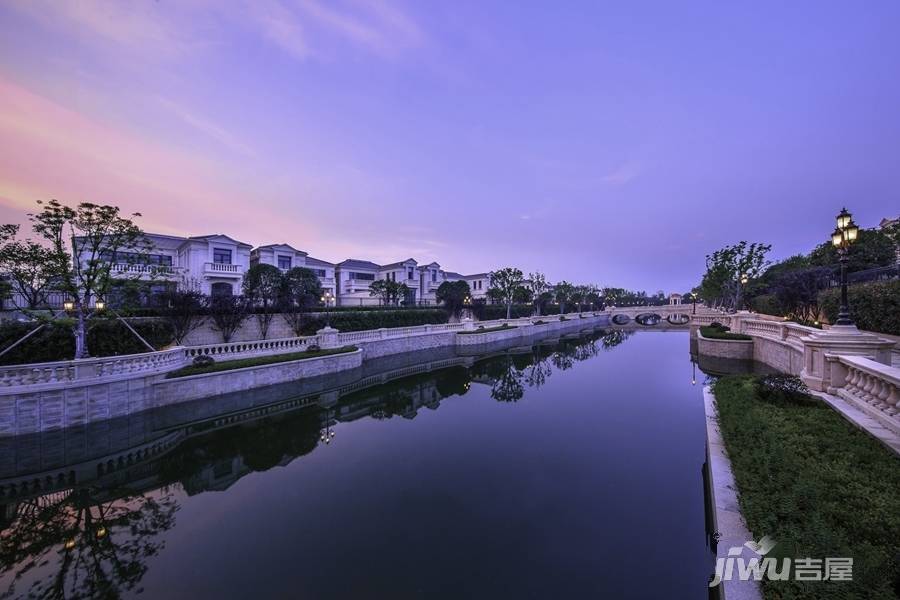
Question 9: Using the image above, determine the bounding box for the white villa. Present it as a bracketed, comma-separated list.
[88, 232, 252, 297]
[250, 243, 336, 295]
[70, 230, 500, 308]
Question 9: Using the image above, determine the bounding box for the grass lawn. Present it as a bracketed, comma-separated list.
[457, 324, 518, 335]
[166, 346, 358, 378]
[713, 375, 900, 599]
[701, 325, 752, 341]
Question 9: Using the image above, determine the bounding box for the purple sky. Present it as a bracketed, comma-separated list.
[0, 1, 897, 293]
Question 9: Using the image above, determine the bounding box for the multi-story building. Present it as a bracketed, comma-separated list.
[463, 272, 492, 301]
[417, 262, 443, 305]
[89, 232, 252, 298]
[250, 244, 336, 295]
[335, 259, 381, 306]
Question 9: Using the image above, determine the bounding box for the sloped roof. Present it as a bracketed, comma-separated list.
[463, 272, 491, 279]
[443, 271, 465, 279]
[418, 261, 440, 269]
[337, 258, 381, 270]
[254, 243, 307, 255]
[305, 256, 335, 267]
[188, 234, 253, 248]
[380, 258, 418, 270]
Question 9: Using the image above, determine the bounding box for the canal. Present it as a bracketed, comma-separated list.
[0, 329, 715, 598]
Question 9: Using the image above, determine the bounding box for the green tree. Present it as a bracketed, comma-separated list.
[242, 264, 284, 339]
[554, 280, 575, 313]
[156, 289, 207, 345]
[0, 224, 56, 310]
[527, 272, 549, 316]
[436, 280, 471, 319]
[700, 241, 771, 309]
[28, 200, 149, 358]
[369, 279, 409, 306]
[209, 294, 250, 343]
[808, 228, 896, 273]
[280, 267, 323, 336]
[489, 267, 524, 319]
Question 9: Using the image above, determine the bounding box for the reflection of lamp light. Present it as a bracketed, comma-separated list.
[95, 526, 107, 538]
[64, 538, 76, 550]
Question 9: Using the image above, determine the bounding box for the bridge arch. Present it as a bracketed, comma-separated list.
[635, 313, 662, 326]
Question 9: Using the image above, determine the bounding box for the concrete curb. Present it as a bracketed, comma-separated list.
[703, 385, 763, 600]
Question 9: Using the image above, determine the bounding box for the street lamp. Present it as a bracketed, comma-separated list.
[94, 301, 105, 311]
[320, 290, 334, 328]
[62, 300, 75, 312]
[831, 207, 860, 326]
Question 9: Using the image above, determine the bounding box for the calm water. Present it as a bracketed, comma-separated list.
[0, 329, 715, 599]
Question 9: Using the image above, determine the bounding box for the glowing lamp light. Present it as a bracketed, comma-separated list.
[94, 301, 105, 311]
[63, 300, 75, 312]
[831, 228, 844, 248]
[836, 207, 852, 229]
[846, 220, 859, 242]
[64, 539, 76, 550]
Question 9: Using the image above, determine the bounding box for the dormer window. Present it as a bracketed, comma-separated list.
[277, 255, 291, 270]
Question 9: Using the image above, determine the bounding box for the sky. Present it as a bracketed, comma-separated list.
[0, 0, 898, 293]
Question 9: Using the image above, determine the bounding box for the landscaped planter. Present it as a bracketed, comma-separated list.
[697, 330, 754, 361]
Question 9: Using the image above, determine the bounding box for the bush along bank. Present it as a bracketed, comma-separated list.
[712, 374, 900, 599]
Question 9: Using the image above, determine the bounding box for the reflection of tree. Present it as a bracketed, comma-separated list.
[551, 348, 575, 371]
[433, 367, 470, 398]
[599, 329, 633, 350]
[524, 346, 552, 389]
[0, 488, 178, 599]
[490, 356, 524, 402]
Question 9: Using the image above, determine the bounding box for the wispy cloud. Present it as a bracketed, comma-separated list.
[156, 96, 255, 156]
[600, 161, 641, 185]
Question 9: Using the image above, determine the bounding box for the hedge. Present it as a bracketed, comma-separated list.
[0, 319, 175, 365]
[818, 280, 900, 336]
[471, 304, 535, 320]
[700, 325, 752, 341]
[295, 309, 449, 335]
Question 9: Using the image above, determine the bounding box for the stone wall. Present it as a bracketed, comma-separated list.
[696, 332, 754, 361]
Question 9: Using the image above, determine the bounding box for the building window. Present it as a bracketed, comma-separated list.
[313, 269, 326, 277]
[431, 270, 436, 282]
[277, 255, 291, 269]
[408, 268, 414, 280]
[213, 248, 232, 264]
[348, 272, 375, 281]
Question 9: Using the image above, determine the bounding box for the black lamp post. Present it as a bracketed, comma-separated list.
[831, 207, 859, 326]
[320, 290, 334, 328]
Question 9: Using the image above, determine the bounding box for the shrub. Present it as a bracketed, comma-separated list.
[192, 355, 215, 367]
[700, 325, 751, 341]
[818, 280, 900, 335]
[457, 324, 516, 335]
[753, 374, 815, 406]
[298, 309, 448, 335]
[471, 303, 533, 321]
[0, 318, 175, 365]
[750, 293, 784, 317]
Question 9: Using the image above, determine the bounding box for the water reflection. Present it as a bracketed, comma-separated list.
[4, 327, 714, 599]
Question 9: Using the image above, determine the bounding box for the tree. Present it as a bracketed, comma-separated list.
[489, 267, 524, 319]
[808, 228, 896, 273]
[242, 264, 283, 339]
[209, 294, 250, 343]
[527, 272, 549, 316]
[771, 267, 832, 324]
[554, 280, 575, 313]
[280, 267, 323, 336]
[436, 280, 471, 319]
[512, 285, 532, 305]
[369, 279, 409, 306]
[28, 200, 149, 358]
[0, 224, 56, 310]
[700, 241, 771, 309]
[156, 289, 207, 345]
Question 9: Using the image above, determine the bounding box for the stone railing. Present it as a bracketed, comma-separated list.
[184, 335, 318, 362]
[111, 263, 179, 276]
[0, 347, 187, 391]
[690, 314, 733, 328]
[826, 354, 900, 432]
[203, 262, 241, 273]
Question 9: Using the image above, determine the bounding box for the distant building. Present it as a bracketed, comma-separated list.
[251, 243, 335, 295]
[668, 293, 683, 306]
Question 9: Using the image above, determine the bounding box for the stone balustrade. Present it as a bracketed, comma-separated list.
[827, 354, 900, 431]
[0, 347, 187, 391]
[185, 336, 317, 361]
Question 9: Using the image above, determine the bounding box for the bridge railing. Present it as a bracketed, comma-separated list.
[827, 354, 900, 430]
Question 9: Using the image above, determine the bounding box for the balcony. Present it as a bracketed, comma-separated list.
[111, 263, 180, 278]
[204, 262, 243, 277]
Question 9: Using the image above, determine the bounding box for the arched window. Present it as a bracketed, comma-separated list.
[211, 282, 233, 296]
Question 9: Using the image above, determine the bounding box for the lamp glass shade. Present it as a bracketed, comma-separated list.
[846, 221, 859, 242]
[837, 208, 851, 229]
[63, 301, 74, 311]
[831, 228, 843, 247]
[94, 301, 105, 310]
